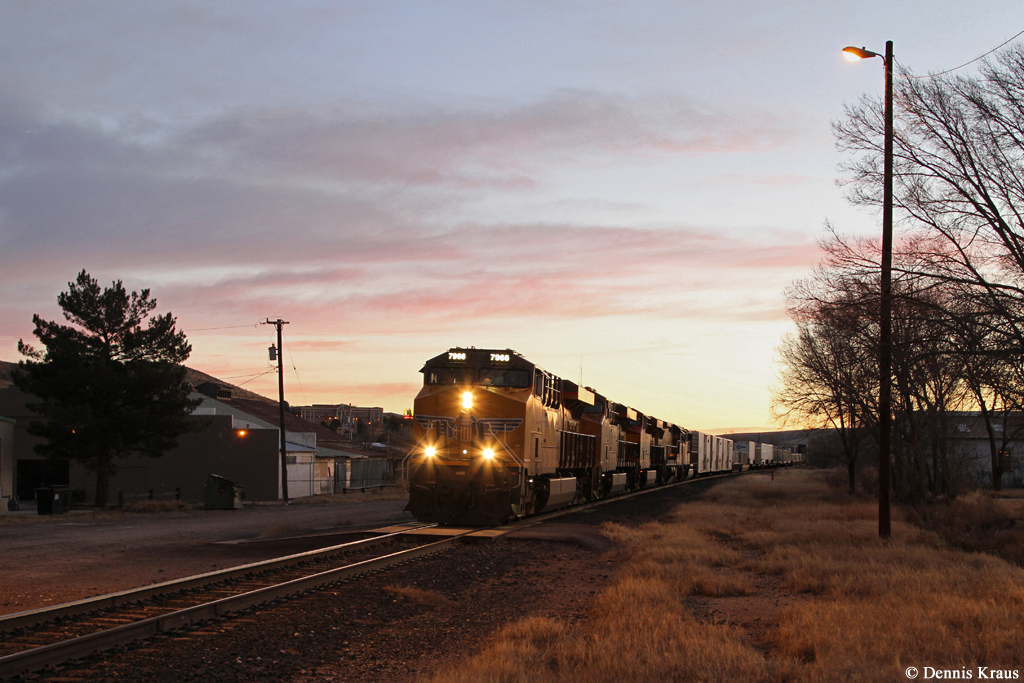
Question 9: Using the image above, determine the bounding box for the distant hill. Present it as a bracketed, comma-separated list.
[0, 359, 24, 389]
[0, 359, 275, 404]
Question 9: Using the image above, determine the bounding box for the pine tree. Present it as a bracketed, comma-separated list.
[13, 270, 199, 507]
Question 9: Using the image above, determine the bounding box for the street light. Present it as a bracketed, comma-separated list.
[843, 41, 893, 539]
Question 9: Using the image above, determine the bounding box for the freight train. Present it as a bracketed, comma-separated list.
[405, 348, 801, 525]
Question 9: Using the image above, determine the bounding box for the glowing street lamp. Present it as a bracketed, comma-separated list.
[843, 41, 893, 539]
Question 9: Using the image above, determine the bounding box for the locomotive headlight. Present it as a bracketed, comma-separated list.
[482, 448, 495, 459]
[425, 446, 436, 457]
[461, 392, 473, 410]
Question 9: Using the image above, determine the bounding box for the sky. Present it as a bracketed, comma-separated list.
[1, 1, 1022, 433]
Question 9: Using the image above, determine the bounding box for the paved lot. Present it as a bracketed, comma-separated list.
[0, 498, 414, 616]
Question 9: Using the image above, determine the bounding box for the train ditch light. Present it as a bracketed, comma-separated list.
[462, 392, 473, 410]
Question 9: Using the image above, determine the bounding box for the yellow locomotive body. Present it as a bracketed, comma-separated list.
[407, 348, 696, 524]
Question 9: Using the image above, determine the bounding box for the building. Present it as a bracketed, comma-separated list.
[945, 412, 1024, 488]
[0, 383, 395, 509]
[296, 403, 384, 438]
[0, 388, 68, 506]
[72, 412, 283, 503]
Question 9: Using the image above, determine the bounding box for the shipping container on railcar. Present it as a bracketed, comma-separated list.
[711, 436, 724, 472]
[721, 437, 734, 473]
[760, 443, 775, 467]
[688, 431, 714, 476]
[713, 436, 722, 472]
[733, 440, 754, 472]
[408, 348, 575, 524]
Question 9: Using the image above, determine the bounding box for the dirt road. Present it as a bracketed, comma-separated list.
[0, 499, 413, 615]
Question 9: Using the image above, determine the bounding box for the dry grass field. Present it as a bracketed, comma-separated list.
[426, 470, 1024, 683]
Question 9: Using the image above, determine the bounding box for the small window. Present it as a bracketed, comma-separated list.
[478, 368, 531, 388]
[425, 367, 470, 385]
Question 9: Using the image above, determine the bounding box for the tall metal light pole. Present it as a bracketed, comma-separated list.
[843, 41, 894, 538]
[264, 318, 290, 503]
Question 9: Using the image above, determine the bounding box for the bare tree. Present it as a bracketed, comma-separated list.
[777, 232, 1013, 500]
[835, 43, 1024, 354]
[773, 290, 873, 493]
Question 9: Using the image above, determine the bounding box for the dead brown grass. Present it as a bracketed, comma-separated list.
[429, 584, 780, 683]
[425, 469, 1024, 683]
[903, 490, 1024, 566]
[383, 584, 452, 607]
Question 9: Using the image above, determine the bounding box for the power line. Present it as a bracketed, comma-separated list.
[187, 323, 261, 332]
[217, 371, 278, 380]
[235, 369, 277, 386]
[282, 330, 309, 407]
[903, 29, 1024, 79]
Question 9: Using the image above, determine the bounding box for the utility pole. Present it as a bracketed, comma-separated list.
[842, 40, 894, 539]
[264, 318, 290, 503]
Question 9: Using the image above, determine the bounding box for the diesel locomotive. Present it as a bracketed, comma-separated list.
[405, 348, 799, 525]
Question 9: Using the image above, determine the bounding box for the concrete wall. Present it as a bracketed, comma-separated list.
[71, 414, 282, 504]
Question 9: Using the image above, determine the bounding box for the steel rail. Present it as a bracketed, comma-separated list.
[0, 529, 469, 680]
[519, 467, 745, 527]
[0, 523, 434, 633]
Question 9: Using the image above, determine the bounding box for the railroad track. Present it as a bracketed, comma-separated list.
[0, 523, 467, 680]
[0, 467, 768, 680]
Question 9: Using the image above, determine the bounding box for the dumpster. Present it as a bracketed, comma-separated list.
[204, 474, 244, 510]
[35, 486, 71, 515]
